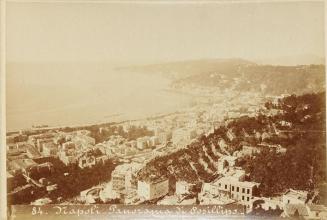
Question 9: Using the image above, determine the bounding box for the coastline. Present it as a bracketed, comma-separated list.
[6, 108, 189, 134]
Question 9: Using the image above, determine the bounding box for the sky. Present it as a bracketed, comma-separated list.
[6, 1, 326, 65]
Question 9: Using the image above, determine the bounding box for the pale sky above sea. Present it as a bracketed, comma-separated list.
[5, 1, 326, 130]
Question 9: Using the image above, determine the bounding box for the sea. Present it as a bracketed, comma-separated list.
[6, 62, 192, 132]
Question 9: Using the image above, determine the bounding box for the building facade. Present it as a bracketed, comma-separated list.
[137, 178, 169, 201]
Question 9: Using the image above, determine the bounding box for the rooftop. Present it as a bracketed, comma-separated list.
[225, 168, 245, 179]
[215, 176, 259, 188]
[237, 181, 260, 188]
[284, 189, 308, 201]
[140, 176, 168, 184]
[113, 162, 142, 174]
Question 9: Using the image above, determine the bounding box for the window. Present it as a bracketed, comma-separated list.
[237, 187, 239, 192]
[242, 196, 244, 200]
[232, 186, 234, 191]
[219, 183, 221, 187]
[247, 197, 249, 201]
[247, 189, 250, 194]
[225, 185, 227, 189]
[242, 188, 245, 193]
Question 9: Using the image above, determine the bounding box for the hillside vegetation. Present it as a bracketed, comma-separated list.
[137, 92, 326, 198]
[118, 59, 325, 95]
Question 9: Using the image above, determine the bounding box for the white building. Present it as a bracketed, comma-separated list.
[203, 174, 259, 209]
[172, 128, 197, 145]
[149, 136, 159, 147]
[175, 181, 194, 195]
[155, 129, 171, 144]
[199, 182, 234, 205]
[136, 137, 149, 150]
[42, 142, 58, 157]
[78, 154, 96, 169]
[242, 145, 261, 156]
[58, 142, 77, 165]
[256, 197, 283, 211]
[111, 163, 143, 194]
[226, 129, 236, 141]
[282, 189, 308, 205]
[36, 138, 54, 153]
[137, 178, 169, 201]
[99, 182, 121, 202]
[72, 134, 95, 150]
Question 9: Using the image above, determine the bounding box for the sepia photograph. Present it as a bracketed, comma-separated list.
[1, 0, 326, 219]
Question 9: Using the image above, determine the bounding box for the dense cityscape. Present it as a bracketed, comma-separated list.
[6, 60, 326, 219]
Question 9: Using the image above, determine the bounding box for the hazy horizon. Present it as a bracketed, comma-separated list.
[5, 1, 326, 131]
[6, 63, 194, 131]
[6, 1, 325, 64]
[5, 55, 326, 67]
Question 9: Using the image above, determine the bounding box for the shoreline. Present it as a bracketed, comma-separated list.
[6, 109, 189, 135]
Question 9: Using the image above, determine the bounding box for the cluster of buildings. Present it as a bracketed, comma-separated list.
[171, 127, 197, 146]
[78, 149, 258, 209]
[94, 134, 164, 160]
[6, 128, 107, 202]
[279, 189, 327, 218]
[93, 114, 208, 161]
[6, 79, 326, 220]
[199, 154, 260, 210]
[89, 116, 324, 217]
[246, 189, 327, 219]
[80, 162, 171, 205]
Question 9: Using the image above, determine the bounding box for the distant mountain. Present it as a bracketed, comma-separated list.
[175, 64, 325, 95]
[255, 54, 325, 66]
[116, 58, 256, 80]
[117, 58, 325, 96]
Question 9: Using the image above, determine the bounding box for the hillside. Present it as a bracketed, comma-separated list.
[174, 64, 325, 95]
[117, 59, 325, 96]
[137, 92, 326, 197]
